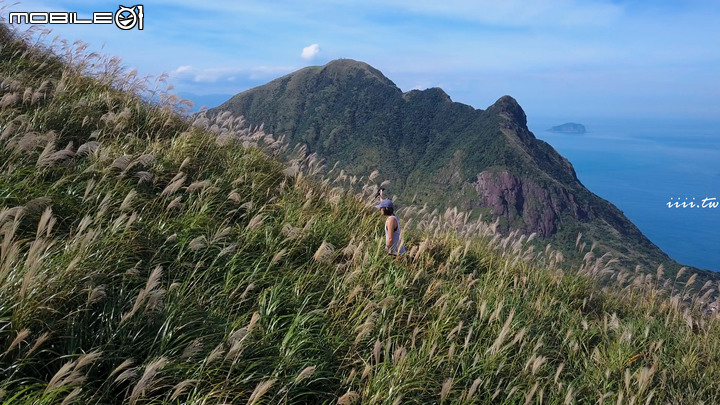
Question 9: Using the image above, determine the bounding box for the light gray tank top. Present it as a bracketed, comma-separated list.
[385, 215, 407, 255]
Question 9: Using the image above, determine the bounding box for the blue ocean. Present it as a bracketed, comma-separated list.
[528, 118, 720, 272]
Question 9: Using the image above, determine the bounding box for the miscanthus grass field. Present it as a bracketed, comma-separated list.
[2, 22, 720, 405]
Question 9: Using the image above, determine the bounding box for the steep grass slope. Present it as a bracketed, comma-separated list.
[2, 24, 720, 404]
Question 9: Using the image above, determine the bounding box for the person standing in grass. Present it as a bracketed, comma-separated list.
[376, 190, 406, 256]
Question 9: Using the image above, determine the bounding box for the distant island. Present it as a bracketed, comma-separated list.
[548, 122, 586, 134]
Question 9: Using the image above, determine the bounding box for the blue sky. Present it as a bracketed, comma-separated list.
[3, 1, 720, 119]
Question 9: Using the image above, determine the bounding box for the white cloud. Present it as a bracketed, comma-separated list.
[301, 44, 320, 60]
[170, 65, 295, 83]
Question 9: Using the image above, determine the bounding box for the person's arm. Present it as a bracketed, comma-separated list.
[385, 216, 396, 249]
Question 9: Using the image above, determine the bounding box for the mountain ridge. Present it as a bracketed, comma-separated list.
[208, 58, 718, 279]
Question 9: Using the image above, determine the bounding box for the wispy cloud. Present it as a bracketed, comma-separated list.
[170, 65, 296, 83]
[381, 0, 624, 27]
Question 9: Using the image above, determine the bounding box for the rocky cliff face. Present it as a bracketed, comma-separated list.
[471, 171, 591, 238]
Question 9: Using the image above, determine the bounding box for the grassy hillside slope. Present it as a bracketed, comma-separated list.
[2, 24, 720, 404]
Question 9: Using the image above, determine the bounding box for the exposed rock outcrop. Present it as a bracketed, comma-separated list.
[471, 171, 591, 238]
